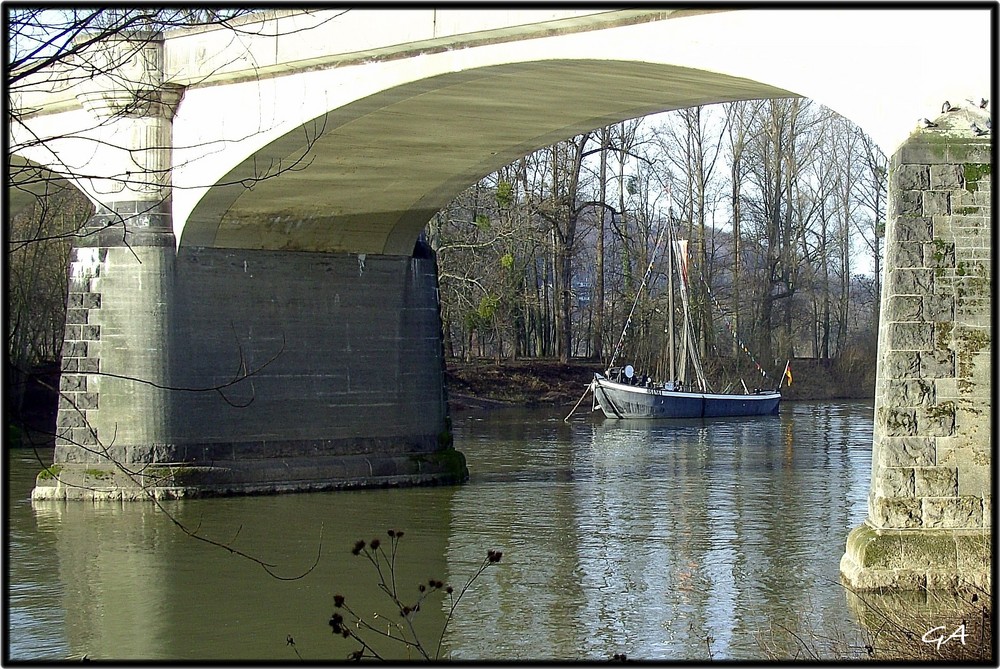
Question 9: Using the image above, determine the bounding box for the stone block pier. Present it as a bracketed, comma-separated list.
[840, 110, 991, 594]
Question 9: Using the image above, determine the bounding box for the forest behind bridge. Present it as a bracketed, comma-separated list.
[430, 100, 886, 388]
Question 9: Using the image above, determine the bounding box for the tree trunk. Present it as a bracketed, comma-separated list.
[595, 126, 608, 362]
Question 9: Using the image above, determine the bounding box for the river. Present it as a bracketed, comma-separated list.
[7, 400, 874, 661]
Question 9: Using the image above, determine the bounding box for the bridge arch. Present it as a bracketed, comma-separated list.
[169, 7, 987, 256]
[178, 59, 798, 254]
[22, 9, 990, 598]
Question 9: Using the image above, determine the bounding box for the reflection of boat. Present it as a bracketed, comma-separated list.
[591, 368, 780, 419]
[587, 210, 787, 421]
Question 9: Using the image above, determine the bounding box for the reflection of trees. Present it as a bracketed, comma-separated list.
[445, 406, 872, 660]
[442, 415, 589, 659]
[14, 406, 875, 660]
[29, 487, 456, 660]
[734, 405, 874, 653]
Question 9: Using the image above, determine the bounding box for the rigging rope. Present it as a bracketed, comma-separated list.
[606, 222, 668, 371]
[697, 274, 770, 381]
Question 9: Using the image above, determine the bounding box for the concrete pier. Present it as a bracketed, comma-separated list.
[36, 244, 466, 500]
[32, 33, 465, 500]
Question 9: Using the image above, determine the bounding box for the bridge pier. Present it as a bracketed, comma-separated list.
[33, 30, 466, 500]
[840, 115, 991, 594]
[44, 203, 178, 480]
[35, 244, 466, 500]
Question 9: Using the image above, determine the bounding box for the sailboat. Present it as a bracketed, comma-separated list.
[591, 366, 781, 419]
[590, 219, 784, 420]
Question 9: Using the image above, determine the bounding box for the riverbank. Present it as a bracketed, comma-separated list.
[8, 356, 876, 443]
[445, 357, 876, 410]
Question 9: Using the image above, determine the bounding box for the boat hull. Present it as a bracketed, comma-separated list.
[592, 376, 780, 419]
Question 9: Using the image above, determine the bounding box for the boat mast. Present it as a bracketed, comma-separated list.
[673, 237, 688, 387]
[666, 211, 676, 382]
[673, 236, 709, 392]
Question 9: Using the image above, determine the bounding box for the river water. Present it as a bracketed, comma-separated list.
[7, 401, 875, 661]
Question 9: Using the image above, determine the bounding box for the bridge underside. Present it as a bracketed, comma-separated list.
[7, 156, 89, 217]
[21, 9, 991, 599]
[182, 60, 794, 254]
[33, 53, 796, 504]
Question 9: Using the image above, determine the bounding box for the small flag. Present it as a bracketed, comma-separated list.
[783, 362, 793, 386]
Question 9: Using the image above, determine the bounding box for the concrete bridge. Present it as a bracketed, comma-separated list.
[10, 8, 991, 594]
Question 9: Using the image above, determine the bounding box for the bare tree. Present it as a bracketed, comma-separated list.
[830, 114, 863, 358]
[853, 127, 888, 326]
[592, 126, 611, 361]
[542, 134, 593, 362]
[431, 99, 883, 378]
[655, 105, 727, 360]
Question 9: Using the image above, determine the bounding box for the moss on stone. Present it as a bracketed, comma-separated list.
[931, 238, 951, 262]
[935, 321, 953, 351]
[142, 465, 202, 486]
[925, 401, 956, 420]
[844, 525, 979, 579]
[422, 447, 468, 482]
[908, 134, 950, 159]
[143, 466, 172, 479]
[963, 163, 991, 191]
[955, 533, 990, 561]
[36, 464, 63, 481]
[953, 261, 990, 301]
[958, 329, 989, 362]
[849, 525, 901, 569]
[882, 408, 917, 435]
[956, 328, 990, 394]
[166, 468, 195, 484]
[898, 531, 960, 569]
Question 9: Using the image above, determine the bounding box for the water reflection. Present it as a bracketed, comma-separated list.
[22, 484, 455, 660]
[9, 402, 875, 661]
[443, 402, 873, 660]
[8, 450, 72, 660]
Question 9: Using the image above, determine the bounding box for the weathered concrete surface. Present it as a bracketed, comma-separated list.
[34, 242, 467, 500]
[840, 109, 991, 594]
